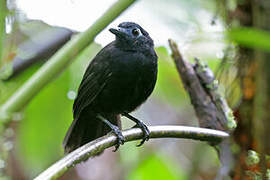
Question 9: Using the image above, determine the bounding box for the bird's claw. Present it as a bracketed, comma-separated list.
[122, 112, 150, 147]
[133, 121, 150, 147]
[110, 125, 125, 152]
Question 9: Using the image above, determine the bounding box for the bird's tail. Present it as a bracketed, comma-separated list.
[63, 112, 120, 153]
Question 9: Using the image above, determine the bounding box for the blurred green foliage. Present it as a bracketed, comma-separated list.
[154, 47, 188, 106]
[127, 153, 187, 180]
[15, 43, 101, 175]
[0, 64, 39, 105]
[228, 27, 270, 52]
[18, 68, 72, 174]
[0, 0, 7, 62]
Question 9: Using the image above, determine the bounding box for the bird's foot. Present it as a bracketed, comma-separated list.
[123, 113, 150, 147]
[133, 121, 150, 146]
[97, 114, 125, 152]
[109, 124, 125, 152]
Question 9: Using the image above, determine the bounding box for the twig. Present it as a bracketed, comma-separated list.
[0, 0, 137, 122]
[34, 125, 229, 180]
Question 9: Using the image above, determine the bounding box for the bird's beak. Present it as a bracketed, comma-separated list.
[109, 27, 127, 38]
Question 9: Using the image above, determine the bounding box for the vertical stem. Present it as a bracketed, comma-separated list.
[0, 0, 7, 63]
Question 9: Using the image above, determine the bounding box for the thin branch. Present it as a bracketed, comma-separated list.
[34, 125, 229, 180]
[0, 0, 137, 121]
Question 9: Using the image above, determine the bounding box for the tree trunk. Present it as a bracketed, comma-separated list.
[221, 0, 270, 179]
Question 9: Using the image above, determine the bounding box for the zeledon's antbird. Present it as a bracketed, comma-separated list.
[63, 22, 158, 153]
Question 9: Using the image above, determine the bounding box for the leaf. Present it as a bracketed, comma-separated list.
[127, 153, 187, 180]
[228, 27, 270, 52]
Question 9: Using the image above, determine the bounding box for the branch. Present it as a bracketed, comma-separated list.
[34, 125, 229, 180]
[168, 39, 236, 179]
[168, 39, 236, 131]
[0, 0, 137, 121]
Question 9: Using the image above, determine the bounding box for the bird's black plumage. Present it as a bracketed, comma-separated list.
[63, 22, 158, 153]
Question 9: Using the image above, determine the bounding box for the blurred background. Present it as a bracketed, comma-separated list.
[1, 0, 269, 179]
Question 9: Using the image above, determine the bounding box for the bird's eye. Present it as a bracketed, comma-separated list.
[132, 28, 140, 36]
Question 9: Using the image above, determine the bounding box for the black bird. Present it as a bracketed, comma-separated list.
[63, 22, 158, 153]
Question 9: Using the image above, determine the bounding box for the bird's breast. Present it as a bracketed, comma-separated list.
[95, 52, 157, 114]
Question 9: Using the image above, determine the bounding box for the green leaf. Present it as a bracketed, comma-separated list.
[228, 27, 270, 52]
[127, 153, 187, 180]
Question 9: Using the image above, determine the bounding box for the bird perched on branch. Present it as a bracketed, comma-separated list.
[63, 22, 158, 153]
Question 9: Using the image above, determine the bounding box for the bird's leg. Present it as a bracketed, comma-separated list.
[122, 112, 150, 147]
[97, 114, 125, 152]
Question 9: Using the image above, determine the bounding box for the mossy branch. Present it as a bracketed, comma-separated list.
[34, 125, 229, 180]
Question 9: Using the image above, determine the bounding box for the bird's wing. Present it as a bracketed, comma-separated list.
[72, 47, 113, 119]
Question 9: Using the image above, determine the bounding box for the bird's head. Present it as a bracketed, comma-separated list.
[109, 22, 154, 50]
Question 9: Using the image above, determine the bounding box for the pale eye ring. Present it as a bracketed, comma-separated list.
[132, 28, 140, 36]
